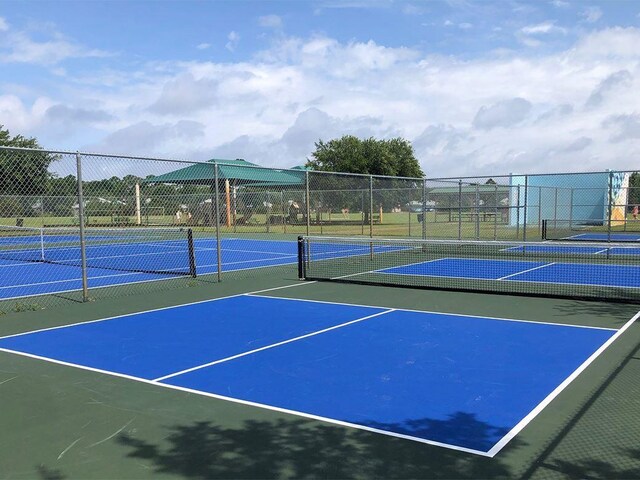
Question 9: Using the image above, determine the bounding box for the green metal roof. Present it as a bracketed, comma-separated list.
[142, 158, 305, 186]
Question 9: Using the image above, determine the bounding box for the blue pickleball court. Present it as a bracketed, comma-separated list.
[0, 237, 406, 301]
[0, 294, 617, 456]
[378, 257, 640, 289]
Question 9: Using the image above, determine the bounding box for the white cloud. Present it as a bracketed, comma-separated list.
[0, 25, 111, 65]
[521, 21, 567, 35]
[5, 27, 640, 176]
[196, 43, 211, 50]
[458, 23, 473, 30]
[225, 31, 240, 52]
[473, 98, 533, 130]
[603, 114, 640, 142]
[402, 4, 427, 15]
[258, 14, 283, 29]
[149, 73, 219, 115]
[585, 70, 632, 108]
[571, 27, 640, 58]
[581, 6, 603, 23]
[443, 20, 454, 27]
[0, 17, 8, 31]
[551, 0, 570, 8]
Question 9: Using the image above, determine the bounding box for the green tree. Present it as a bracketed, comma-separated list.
[306, 136, 424, 221]
[0, 125, 57, 196]
[306, 136, 424, 177]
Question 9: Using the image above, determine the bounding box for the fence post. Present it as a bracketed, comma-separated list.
[422, 179, 427, 240]
[538, 187, 542, 235]
[214, 163, 222, 282]
[280, 191, 286, 234]
[516, 185, 520, 240]
[266, 191, 271, 233]
[475, 183, 480, 240]
[494, 184, 498, 240]
[569, 188, 574, 230]
[554, 187, 558, 227]
[458, 179, 462, 240]
[523, 176, 528, 243]
[75, 152, 89, 302]
[305, 171, 310, 236]
[369, 176, 374, 238]
[607, 171, 614, 242]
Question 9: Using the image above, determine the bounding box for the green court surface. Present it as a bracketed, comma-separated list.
[1, 265, 639, 479]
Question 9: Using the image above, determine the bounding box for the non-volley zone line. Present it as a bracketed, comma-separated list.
[376, 257, 640, 289]
[0, 294, 629, 457]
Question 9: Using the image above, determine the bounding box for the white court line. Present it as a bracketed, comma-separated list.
[0, 295, 632, 456]
[374, 268, 640, 291]
[194, 247, 294, 257]
[486, 309, 640, 457]
[248, 294, 618, 331]
[373, 257, 450, 273]
[497, 263, 556, 281]
[0, 281, 316, 341]
[153, 309, 395, 382]
[0, 346, 490, 457]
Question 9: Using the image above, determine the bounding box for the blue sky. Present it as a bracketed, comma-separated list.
[1, 0, 640, 176]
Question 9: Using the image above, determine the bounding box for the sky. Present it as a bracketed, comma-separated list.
[1, 0, 639, 177]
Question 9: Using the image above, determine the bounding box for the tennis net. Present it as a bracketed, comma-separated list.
[0, 225, 197, 277]
[542, 219, 640, 242]
[298, 235, 640, 302]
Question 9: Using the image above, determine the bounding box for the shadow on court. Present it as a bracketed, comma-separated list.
[114, 413, 518, 479]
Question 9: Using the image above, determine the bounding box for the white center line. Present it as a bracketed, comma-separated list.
[153, 308, 395, 382]
[497, 262, 556, 281]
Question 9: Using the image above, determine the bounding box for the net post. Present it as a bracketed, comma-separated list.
[297, 236, 306, 280]
[75, 152, 89, 302]
[541, 219, 547, 240]
[187, 228, 197, 278]
[214, 163, 222, 282]
[422, 178, 427, 240]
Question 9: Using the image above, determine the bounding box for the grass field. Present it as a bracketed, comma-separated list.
[1, 211, 544, 241]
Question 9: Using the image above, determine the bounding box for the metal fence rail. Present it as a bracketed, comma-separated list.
[0, 145, 637, 312]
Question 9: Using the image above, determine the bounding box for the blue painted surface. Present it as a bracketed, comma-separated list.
[380, 258, 549, 279]
[504, 244, 640, 255]
[569, 233, 640, 242]
[507, 263, 640, 287]
[379, 258, 640, 288]
[0, 237, 407, 300]
[165, 307, 613, 452]
[0, 296, 384, 379]
[0, 296, 614, 453]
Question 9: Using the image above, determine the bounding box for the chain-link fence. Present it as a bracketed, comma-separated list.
[1, 145, 638, 313]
